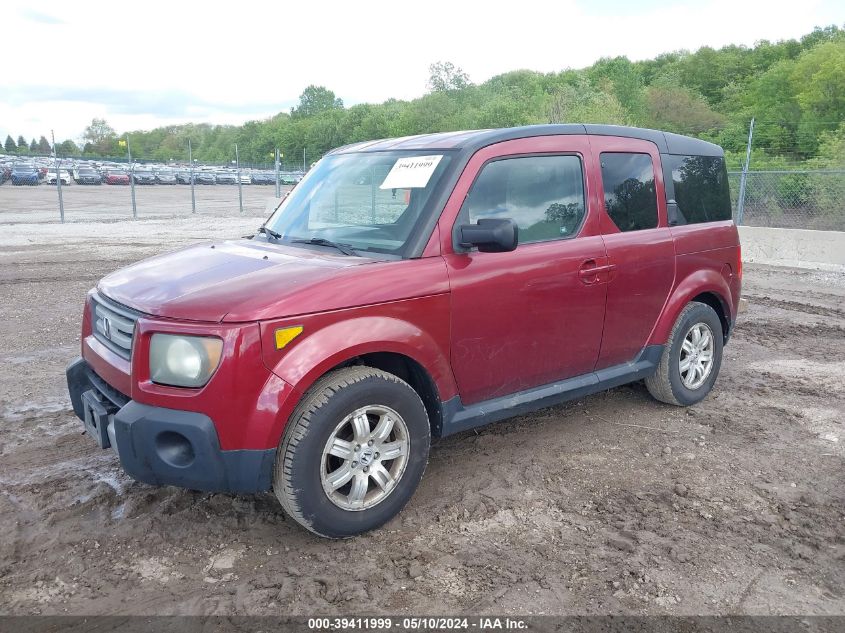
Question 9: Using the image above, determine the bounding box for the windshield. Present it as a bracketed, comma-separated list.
[265, 151, 452, 256]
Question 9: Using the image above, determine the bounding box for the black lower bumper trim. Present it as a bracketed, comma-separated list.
[66, 357, 275, 493]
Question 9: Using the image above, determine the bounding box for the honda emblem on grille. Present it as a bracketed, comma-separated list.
[102, 317, 111, 340]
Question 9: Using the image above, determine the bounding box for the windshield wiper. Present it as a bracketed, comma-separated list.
[292, 237, 358, 256]
[256, 226, 282, 240]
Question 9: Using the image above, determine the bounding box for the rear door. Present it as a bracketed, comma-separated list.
[589, 137, 676, 368]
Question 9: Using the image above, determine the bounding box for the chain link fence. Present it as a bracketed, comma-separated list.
[728, 169, 845, 231]
[728, 170, 845, 231]
[0, 143, 313, 223]
[2, 136, 844, 231]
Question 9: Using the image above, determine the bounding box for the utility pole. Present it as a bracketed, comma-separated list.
[736, 117, 754, 226]
[51, 129, 64, 223]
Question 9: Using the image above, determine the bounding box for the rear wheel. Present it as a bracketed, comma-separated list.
[646, 301, 723, 406]
[273, 367, 430, 538]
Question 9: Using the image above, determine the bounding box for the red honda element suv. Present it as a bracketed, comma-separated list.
[67, 125, 742, 538]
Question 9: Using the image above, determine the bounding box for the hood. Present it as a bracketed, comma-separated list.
[97, 239, 382, 322]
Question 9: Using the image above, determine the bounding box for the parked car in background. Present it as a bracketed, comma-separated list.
[194, 171, 216, 185]
[0, 164, 12, 184]
[175, 170, 194, 184]
[155, 169, 177, 185]
[45, 170, 72, 185]
[280, 172, 303, 185]
[11, 164, 41, 185]
[239, 172, 251, 185]
[251, 172, 275, 185]
[74, 167, 102, 185]
[104, 170, 130, 185]
[132, 169, 157, 185]
[215, 170, 237, 184]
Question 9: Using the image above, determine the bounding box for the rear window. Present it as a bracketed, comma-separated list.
[599, 153, 658, 232]
[664, 155, 732, 224]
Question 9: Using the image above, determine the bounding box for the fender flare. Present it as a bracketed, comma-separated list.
[269, 315, 457, 410]
[649, 269, 733, 346]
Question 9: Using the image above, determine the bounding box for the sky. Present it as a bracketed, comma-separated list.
[1, 0, 843, 145]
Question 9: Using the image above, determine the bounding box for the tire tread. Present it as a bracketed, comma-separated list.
[274, 366, 426, 537]
[646, 301, 704, 406]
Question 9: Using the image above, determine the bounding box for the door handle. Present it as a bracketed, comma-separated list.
[578, 259, 600, 284]
[579, 260, 616, 284]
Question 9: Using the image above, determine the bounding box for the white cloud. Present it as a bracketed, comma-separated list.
[1, 0, 842, 142]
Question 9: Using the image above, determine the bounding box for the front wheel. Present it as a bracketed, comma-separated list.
[273, 367, 430, 538]
[646, 301, 724, 406]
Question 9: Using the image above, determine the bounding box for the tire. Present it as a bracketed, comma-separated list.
[645, 301, 724, 406]
[273, 366, 430, 538]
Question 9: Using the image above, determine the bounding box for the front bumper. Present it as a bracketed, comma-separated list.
[66, 357, 275, 493]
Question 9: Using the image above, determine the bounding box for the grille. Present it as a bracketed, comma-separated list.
[91, 293, 141, 360]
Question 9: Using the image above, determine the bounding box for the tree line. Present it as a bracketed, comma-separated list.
[4, 26, 843, 170]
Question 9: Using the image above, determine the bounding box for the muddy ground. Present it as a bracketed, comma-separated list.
[0, 217, 843, 616]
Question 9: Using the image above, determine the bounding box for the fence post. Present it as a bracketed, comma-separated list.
[189, 139, 196, 214]
[275, 148, 281, 198]
[736, 117, 754, 226]
[126, 140, 137, 220]
[235, 143, 243, 214]
[52, 129, 64, 223]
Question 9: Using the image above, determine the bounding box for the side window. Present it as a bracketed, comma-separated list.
[600, 153, 658, 232]
[463, 155, 586, 243]
[664, 155, 732, 224]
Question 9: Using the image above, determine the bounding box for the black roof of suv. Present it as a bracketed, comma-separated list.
[331, 124, 723, 157]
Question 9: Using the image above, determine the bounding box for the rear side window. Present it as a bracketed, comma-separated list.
[463, 155, 586, 243]
[664, 155, 732, 224]
[600, 153, 658, 232]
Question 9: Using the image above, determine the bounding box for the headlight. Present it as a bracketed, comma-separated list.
[149, 334, 223, 388]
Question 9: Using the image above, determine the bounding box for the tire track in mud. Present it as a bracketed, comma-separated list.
[744, 294, 845, 320]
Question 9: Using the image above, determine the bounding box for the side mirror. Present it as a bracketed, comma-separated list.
[458, 218, 518, 253]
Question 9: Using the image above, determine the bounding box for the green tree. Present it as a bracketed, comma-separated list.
[547, 76, 629, 124]
[16, 136, 27, 151]
[29, 138, 38, 152]
[56, 139, 80, 156]
[644, 83, 725, 133]
[4, 135, 15, 153]
[427, 61, 471, 92]
[83, 118, 117, 155]
[38, 136, 52, 154]
[291, 86, 343, 118]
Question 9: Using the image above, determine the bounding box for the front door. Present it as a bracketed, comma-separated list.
[440, 135, 609, 405]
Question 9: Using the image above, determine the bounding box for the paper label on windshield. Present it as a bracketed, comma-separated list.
[379, 155, 443, 189]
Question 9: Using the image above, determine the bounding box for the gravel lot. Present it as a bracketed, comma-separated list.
[0, 216, 843, 616]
